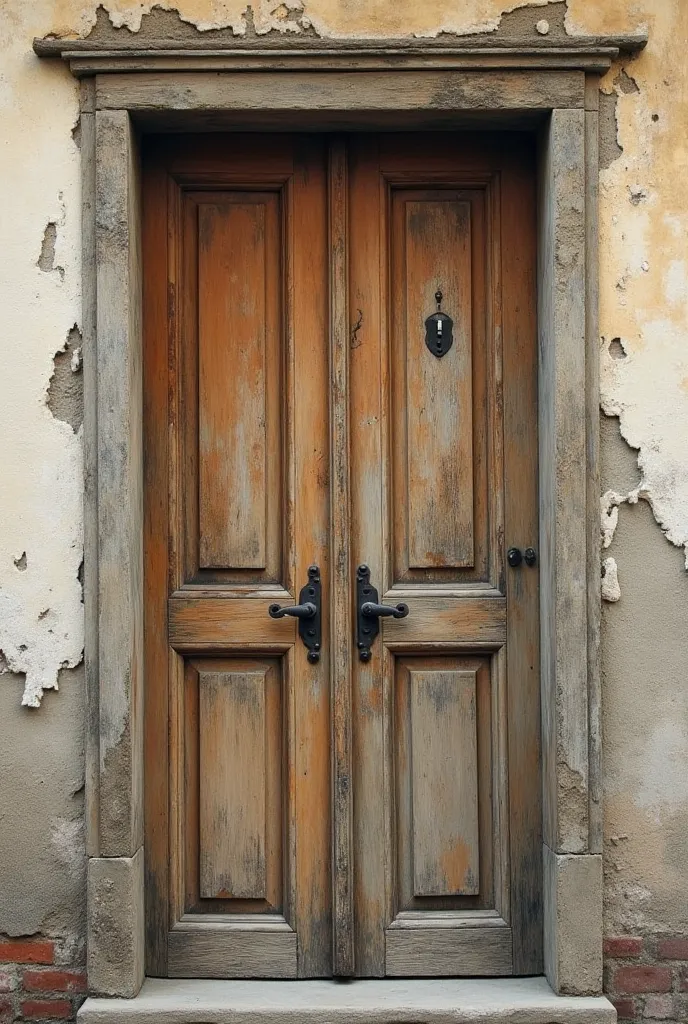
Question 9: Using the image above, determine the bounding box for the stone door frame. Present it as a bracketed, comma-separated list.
[36, 23, 646, 1000]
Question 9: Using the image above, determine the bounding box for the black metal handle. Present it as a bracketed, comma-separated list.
[356, 564, 409, 662]
[361, 601, 409, 620]
[268, 565, 322, 663]
[269, 601, 316, 619]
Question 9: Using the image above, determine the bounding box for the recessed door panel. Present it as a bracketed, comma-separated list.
[195, 659, 283, 903]
[197, 196, 281, 574]
[404, 662, 480, 898]
[396, 196, 474, 570]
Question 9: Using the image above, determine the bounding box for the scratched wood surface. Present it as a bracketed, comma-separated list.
[197, 195, 280, 574]
[348, 134, 540, 977]
[328, 137, 354, 977]
[144, 131, 539, 980]
[391, 187, 489, 586]
[143, 134, 331, 979]
[410, 668, 480, 897]
[394, 655, 494, 914]
[396, 195, 474, 569]
[198, 665, 282, 902]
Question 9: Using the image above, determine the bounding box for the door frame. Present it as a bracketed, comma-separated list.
[35, 22, 647, 1000]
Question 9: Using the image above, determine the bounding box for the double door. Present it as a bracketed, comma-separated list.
[143, 132, 541, 979]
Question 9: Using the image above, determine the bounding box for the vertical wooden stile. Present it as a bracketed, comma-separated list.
[328, 137, 354, 976]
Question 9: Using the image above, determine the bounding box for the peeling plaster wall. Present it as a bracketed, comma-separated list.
[0, 0, 686, 984]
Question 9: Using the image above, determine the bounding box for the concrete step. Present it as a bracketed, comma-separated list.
[78, 977, 615, 1024]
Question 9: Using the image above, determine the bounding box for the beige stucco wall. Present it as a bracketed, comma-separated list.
[0, 0, 685, 972]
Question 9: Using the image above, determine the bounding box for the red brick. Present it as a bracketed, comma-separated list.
[658, 936, 688, 960]
[0, 975, 14, 994]
[22, 971, 86, 995]
[611, 997, 637, 1020]
[20, 998, 72, 1020]
[614, 965, 673, 994]
[0, 996, 13, 1023]
[604, 936, 643, 958]
[0, 941, 54, 966]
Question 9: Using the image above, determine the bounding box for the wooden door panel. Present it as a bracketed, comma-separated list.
[393, 655, 502, 915]
[181, 655, 291, 917]
[144, 135, 331, 979]
[390, 186, 492, 588]
[401, 661, 481, 899]
[385, 925, 512, 977]
[182, 190, 283, 585]
[394, 193, 475, 571]
[196, 659, 283, 903]
[349, 134, 540, 978]
[197, 194, 281, 574]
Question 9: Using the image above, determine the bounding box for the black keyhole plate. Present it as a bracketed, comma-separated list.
[425, 312, 454, 358]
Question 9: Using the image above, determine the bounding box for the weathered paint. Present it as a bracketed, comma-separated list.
[0, 0, 686, 997]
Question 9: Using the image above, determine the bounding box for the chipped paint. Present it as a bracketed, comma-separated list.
[0, 7, 83, 705]
[594, 4, 688, 570]
[601, 556, 620, 602]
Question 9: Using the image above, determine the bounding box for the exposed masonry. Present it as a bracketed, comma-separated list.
[0, 936, 86, 1024]
[48, 326, 84, 433]
[604, 933, 688, 1023]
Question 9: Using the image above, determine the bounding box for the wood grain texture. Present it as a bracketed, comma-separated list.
[289, 136, 332, 977]
[142, 130, 169, 977]
[199, 667, 278, 901]
[182, 189, 283, 585]
[328, 137, 354, 978]
[501, 137, 542, 973]
[169, 597, 295, 648]
[410, 669, 480, 897]
[145, 131, 540, 980]
[168, 928, 297, 979]
[349, 135, 539, 977]
[348, 134, 389, 976]
[394, 656, 495, 916]
[390, 184, 490, 587]
[401, 197, 474, 569]
[381, 596, 506, 645]
[143, 134, 331, 980]
[197, 196, 280, 572]
[183, 658, 286, 918]
[385, 924, 513, 976]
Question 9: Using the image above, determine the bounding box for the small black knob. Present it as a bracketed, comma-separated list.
[507, 547, 523, 568]
[524, 547, 537, 567]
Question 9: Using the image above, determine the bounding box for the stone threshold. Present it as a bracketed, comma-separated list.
[78, 977, 615, 1023]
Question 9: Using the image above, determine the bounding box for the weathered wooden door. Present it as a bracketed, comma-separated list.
[143, 132, 540, 981]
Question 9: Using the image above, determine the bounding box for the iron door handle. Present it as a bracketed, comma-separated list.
[356, 564, 409, 662]
[361, 601, 409, 619]
[268, 565, 322, 663]
[269, 602, 316, 619]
